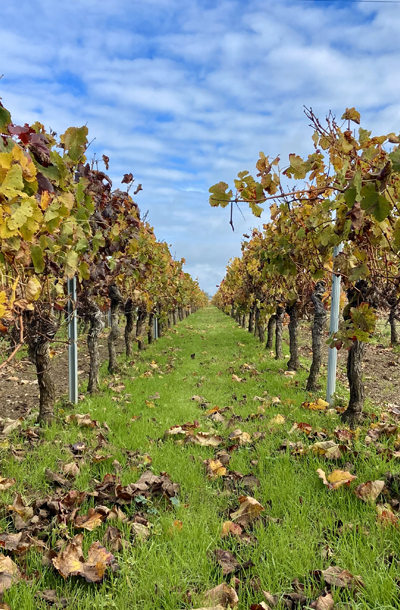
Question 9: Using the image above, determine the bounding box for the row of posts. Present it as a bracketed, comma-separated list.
[67, 278, 159, 405]
[68, 262, 342, 405]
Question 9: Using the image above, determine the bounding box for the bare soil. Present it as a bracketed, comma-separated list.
[298, 322, 400, 407]
[0, 330, 126, 420]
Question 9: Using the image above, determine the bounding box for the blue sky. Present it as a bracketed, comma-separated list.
[1, 0, 400, 294]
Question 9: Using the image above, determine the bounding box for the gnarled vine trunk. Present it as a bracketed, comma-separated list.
[306, 282, 327, 391]
[266, 315, 276, 349]
[389, 307, 399, 345]
[124, 298, 136, 358]
[25, 306, 59, 424]
[173, 310, 177, 325]
[248, 307, 255, 333]
[136, 309, 148, 350]
[275, 306, 285, 360]
[342, 340, 366, 427]
[108, 284, 123, 374]
[78, 298, 105, 394]
[286, 302, 300, 371]
[148, 312, 155, 344]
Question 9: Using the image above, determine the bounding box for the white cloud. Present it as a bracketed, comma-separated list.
[1, 0, 399, 294]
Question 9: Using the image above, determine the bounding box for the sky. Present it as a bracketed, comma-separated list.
[1, 0, 400, 295]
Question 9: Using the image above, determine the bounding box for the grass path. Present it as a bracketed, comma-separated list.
[2, 306, 400, 609]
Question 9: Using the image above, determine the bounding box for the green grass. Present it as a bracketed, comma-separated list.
[1, 306, 400, 609]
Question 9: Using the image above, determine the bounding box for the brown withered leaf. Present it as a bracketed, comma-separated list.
[45, 469, 70, 488]
[0, 553, 21, 594]
[52, 534, 115, 582]
[221, 521, 243, 538]
[230, 496, 264, 528]
[262, 591, 279, 607]
[322, 565, 364, 589]
[62, 462, 80, 478]
[354, 480, 385, 503]
[203, 583, 239, 608]
[250, 603, 271, 610]
[204, 459, 227, 478]
[103, 526, 124, 553]
[317, 469, 357, 490]
[75, 507, 105, 531]
[214, 549, 253, 575]
[0, 477, 16, 491]
[376, 503, 399, 527]
[193, 606, 225, 610]
[214, 549, 240, 575]
[36, 589, 70, 607]
[65, 413, 99, 428]
[7, 493, 33, 529]
[228, 429, 252, 445]
[189, 432, 223, 447]
[310, 592, 334, 610]
[0, 531, 43, 555]
[92, 453, 113, 463]
[312, 441, 342, 460]
[131, 522, 150, 542]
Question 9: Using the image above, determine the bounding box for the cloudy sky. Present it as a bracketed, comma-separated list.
[1, 0, 399, 294]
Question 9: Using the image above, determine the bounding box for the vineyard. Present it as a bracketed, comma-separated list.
[1, 98, 400, 610]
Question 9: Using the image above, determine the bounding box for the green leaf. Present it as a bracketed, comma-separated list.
[349, 262, 369, 282]
[389, 148, 400, 173]
[209, 182, 232, 208]
[344, 187, 357, 208]
[341, 107, 361, 125]
[65, 250, 79, 278]
[61, 126, 88, 162]
[30, 245, 45, 273]
[360, 183, 391, 222]
[0, 165, 24, 197]
[78, 261, 90, 280]
[0, 105, 11, 131]
[7, 200, 34, 230]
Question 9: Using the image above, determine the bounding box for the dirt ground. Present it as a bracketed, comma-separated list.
[0, 330, 126, 420]
[1, 317, 399, 421]
[298, 321, 400, 407]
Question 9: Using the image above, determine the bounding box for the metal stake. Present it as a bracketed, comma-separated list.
[67, 276, 78, 404]
[326, 243, 343, 404]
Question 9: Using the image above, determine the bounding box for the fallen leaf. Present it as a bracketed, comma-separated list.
[0, 554, 21, 594]
[376, 503, 399, 527]
[7, 493, 33, 529]
[52, 534, 115, 582]
[0, 477, 16, 491]
[45, 469, 70, 488]
[203, 583, 239, 608]
[321, 565, 364, 589]
[228, 429, 252, 444]
[36, 590, 70, 608]
[269, 414, 286, 426]
[221, 521, 243, 538]
[214, 549, 241, 575]
[189, 432, 223, 447]
[354, 480, 385, 503]
[2, 419, 22, 436]
[310, 592, 334, 610]
[312, 441, 342, 459]
[317, 469, 357, 490]
[131, 522, 150, 541]
[103, 526, 124, 553]
[230, 496, 264, 528]
[284, 371, 296, 376]
[75, 508, 105, 531]
[232, 374, 243, 383]
[65, 413, 98, 428]
[302, 399, 329, 411]
[204, 459, 227, 478]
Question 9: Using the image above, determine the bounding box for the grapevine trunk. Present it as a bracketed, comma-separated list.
[342, 339, 366, 427]
[306, 282, 327, 391]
